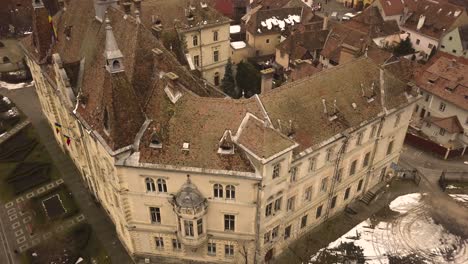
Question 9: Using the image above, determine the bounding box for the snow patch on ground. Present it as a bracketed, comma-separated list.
[450, 194, 468, 203]
[309, 193, 468, 264]
[0, 81, 34, 90]
[389, 192, 421, 213]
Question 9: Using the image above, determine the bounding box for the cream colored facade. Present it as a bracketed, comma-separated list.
[246, 31, 281, 57]
[181, 22, 231, 87]
[26, 47, 418, 264]
[439, 27, 468, 58]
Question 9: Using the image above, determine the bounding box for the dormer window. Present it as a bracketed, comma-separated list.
[150, 133, 162, 149]
[2, 56, 10, 64]
[218, 130, 235, 155]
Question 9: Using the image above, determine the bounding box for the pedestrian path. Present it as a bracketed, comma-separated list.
[1, 179, 86, 253]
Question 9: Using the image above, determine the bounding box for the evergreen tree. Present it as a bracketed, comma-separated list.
[236, 61, 261, 98]
[221, 58, 239, 98]
[393, 37, 414, 56]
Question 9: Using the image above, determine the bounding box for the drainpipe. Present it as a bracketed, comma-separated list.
[362, 114, 386, 194]
[254, 181, 262, 264]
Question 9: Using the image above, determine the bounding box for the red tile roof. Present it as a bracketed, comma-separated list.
[424, 115, 464, 133]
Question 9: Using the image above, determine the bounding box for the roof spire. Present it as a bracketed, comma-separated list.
[104, 18, 124, 73]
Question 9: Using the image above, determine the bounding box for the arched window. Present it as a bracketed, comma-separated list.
[2, 56, 10, 63]
[226, 185, 235, 199]
[157, 178, 167, 193]
[193, 35, 198, 46]
[112, 60, 120, 69]
[213, 184, 223, 198]
[145, 178, 155, 192]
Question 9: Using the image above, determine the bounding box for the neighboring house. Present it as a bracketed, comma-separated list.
[243, 0, 319, 57]
[135, 0, 231, 87]
[208, 0, 248, 24]
[412, 53, 468, 156]
[374, 0, 468, 60]
[23, 1, 419, 264]
[439, 24, 468, 58]
[0, 39, 30, 82]
[275, 28, 329, 69]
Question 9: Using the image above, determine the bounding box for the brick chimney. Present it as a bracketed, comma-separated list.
[260, 68, 275, 94]
[32, 0, 53, 61]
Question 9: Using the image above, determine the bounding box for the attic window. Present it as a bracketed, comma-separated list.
[150, 133, 162, 149]
[2, 56, 10, 63]
[217, 131, 235, 155]
[64, 26, 72, 40]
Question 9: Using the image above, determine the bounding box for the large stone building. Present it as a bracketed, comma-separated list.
[22, 0, 419, 263]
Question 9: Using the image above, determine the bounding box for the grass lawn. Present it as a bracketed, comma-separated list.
[0, 125, 60, 202]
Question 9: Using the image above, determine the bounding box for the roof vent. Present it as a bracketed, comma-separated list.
[322, 99, 338, 121]
[416, 15, 425, 31]
[361, 82, 376, 103]
[200, 2, 208, 9]
[150, 133, 162, 149]
[182, 142, 190, 151]
[218, 130, 235, 155]
[351, 102, 357, 110]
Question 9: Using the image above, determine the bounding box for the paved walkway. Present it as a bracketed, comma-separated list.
[0, 86, 134, 263]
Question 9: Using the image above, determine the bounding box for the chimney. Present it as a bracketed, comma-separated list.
[323, 13, 329, 30]
[104, 18, 125, 73]
[135, 10, 141, 24]
[164, 72, 182, 103]
[94, 0, 119, 22]
[32, 0, 53, 61]
[260, 68, 275, 94]
[379, 68, 387, 112]
[416, 15, 425, 31]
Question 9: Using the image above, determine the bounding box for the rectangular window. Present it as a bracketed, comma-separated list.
[213, 50, 219, 62]
[363, 152, 371, 167]
[301, 215, 308, 228]
[264, 231, 271, 244]
[150, 207, 161, 223]
[113, 193, 120, 208]
[225, 244, 234, 257]
[357, 179, 364, 191]
[274, 197, 282, 211]
[224, 214, 235, 231]
[213, 31, 218, 41]
[266, 38, 270, 43]
[309, 156, 317, 171]
[316, 205, 323, 218]
[290, 166, 297, 182]
[326, 147, 334, 162]
[428, 43, 433, 48]
[439, 102, 446, 112]
[394, 113, 401, 128]
[425, 94, 430, 102]
[344, 187, 351, 200]
[272, 226, 279, 239]
[336, 168, 343, 182]
[172, 239, 181, 250]
[272, 163, 281, 179]
[197, 219, 203, 235]
[370, 124, 377, 138]
[193, 55, 200, 67]
[286, 196, 296, 211]
[265, 203, 272, 217]
[416, 39, 420, 45]
[184, 220, 194, 237]
[387, 140, 394, 156]
[330, 195, 337, 209]
[439, 128, 446, 136]
[320, 177, 328, 192]
[356, 132, 363, 146]
[284, 225, 291, 239]
[304, 186, 312, 201]
[155, 237, 164, 249]
[415, 104, 419, 112]
[207, 242, 216, 255]
[349, 160, 357, 176]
